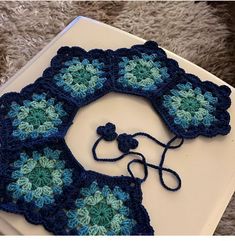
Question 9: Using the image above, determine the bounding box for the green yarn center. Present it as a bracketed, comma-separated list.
[89, 200, 115, 227]
[180, 97, 201, 112]
[66, 68, 93, 86]
[131, 65, 155, 82]
[25, 109, 48, 128]
[27, 166, 52, 188]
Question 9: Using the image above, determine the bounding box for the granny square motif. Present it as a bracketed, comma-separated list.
[0, 41, 231, 235]
[152, 73, 231, 138]
[42, 46, 111, 107]
[0, 81, 78, 149]
[0, 139, 153, 235]
[111, 41, 183, 97]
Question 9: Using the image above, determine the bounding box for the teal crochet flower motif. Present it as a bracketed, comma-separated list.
[7, 147, 73, 208]
[7, 93, 67, 140]
[66, 181, 136, 235]
[118, 53, 170, 91]
[163, 82, 218, 129]
[53, 57, 107, 98]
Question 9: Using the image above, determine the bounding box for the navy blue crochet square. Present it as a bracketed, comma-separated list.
[0, 139, 154, 235]
[110, 41, 184, 98]
[151, 73, 231, 138]
[61, 170, 153, 235]
[0, 139, 83, 233]
[42, 46, 112, 107]
[0, 80, 77, 149]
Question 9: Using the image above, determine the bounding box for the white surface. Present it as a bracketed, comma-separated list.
[0, 16, 234, 235]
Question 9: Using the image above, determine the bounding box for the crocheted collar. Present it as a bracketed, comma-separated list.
[43, 40, 231, 139]
[0, 41, 231, 235]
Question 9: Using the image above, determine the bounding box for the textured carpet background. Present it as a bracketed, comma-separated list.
[0, 1, 234, 235]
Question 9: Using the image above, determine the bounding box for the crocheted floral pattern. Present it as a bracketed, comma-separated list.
[53, 57, 107, 98]
[7, 147, 73, 208]
[118, 53, 170, 91]
[0, 41, 232, 235]
[97, 122, 117, 141]
[7, 93, 67, 140]
[117, 134, 138, 153]
[162, 82, 218, 129]
[66, 181, 136, 235]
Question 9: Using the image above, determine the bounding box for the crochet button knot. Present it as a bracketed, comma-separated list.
[97, 122, 117, 141]
[117, 133, 138, 153]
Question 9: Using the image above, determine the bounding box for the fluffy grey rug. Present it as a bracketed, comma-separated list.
[0, 1, 234, 235]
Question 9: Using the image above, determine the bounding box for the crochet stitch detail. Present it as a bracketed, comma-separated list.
[7, 93, 67, 140]
[66, 181, 136, 235]
[153, 73, 231, 138]
[7, 147, 73, 208]
[96, 122, 117, 141]
[0, 82, 78, 149]
[163, 82, 217, 129]
[0, 40, 232, 236]
[117, 134, 139, 153]
[118, 54, 170, 91]
[53, 58, 107, 99]
[0, 139, 153, 235]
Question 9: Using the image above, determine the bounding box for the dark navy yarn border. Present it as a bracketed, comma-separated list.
[0, 139, 83, 235]
[0, 80, 78, 149]
[42, 45, 113, 108]
[0, 40, 232, 235]
[38, 40, 231, 139]
[110, 41, 185, 99]
[42, 41, 185, 107]
[152, 73, 231, 139]
[0, 139, 154, 235]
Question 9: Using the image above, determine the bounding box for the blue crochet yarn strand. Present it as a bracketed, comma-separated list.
[0, 40, 231, 235]
[92, 138, 148, 183]
[92, 125, 183, 191]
